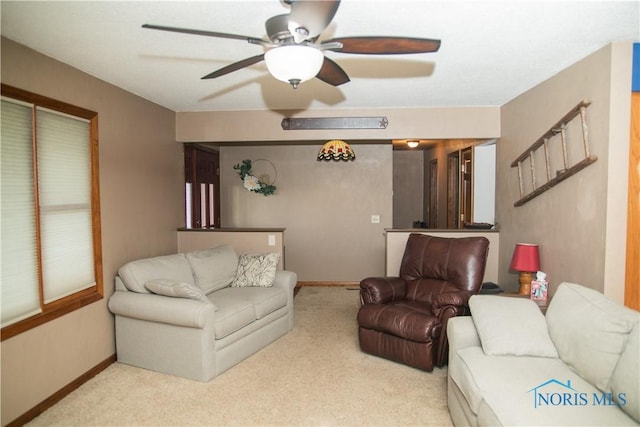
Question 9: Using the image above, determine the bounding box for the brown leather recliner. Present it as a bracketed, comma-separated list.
[357, 233, 489, 371]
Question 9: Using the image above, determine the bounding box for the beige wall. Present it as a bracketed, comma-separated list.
[219, 144, 393, 282]
[393, 150, 424, 228]
[177, 230, 285, 270]
[178, 105, 500, 283]
[603, 42, 635, 303]
[497, 42, 633, 300]
[176, 107, 501, 142]
[1, 38, 181, 425]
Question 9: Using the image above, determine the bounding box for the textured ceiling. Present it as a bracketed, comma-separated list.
[1, 1, 638, 112]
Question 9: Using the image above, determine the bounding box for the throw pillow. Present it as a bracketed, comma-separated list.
[118, 253, 194, 293]
[609, 320, 640, 423]
[145, 279, 213, 305]
[231, 253, 280, 287]
[469, 295, 558, 358]
[186, 245, 239, 294]
[546, 282, 637, 392]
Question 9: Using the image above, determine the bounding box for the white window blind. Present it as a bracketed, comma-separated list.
[1, 99, 96, 327]
[1, 99, 41, 326]
[36, 108, 95, 303]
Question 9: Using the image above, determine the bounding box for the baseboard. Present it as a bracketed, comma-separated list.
[7, 354, 116, 427]
[296, 281, 360, 287]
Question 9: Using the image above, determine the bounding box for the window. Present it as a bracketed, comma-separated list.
[1, 84, 103, 340]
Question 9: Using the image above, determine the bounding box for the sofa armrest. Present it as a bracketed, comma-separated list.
[359, 277, 406, 304]
[270, 270, 297, 330]
[447, 317, 481, 359]
[108, 291, 215, 329]
[272, 270, 297, 292]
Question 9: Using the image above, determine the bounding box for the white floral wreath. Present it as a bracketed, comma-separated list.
[233, 159, 276, 196]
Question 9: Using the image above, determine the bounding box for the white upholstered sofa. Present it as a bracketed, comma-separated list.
[108, 245, 297, 382]
[447, 282, 639, 426]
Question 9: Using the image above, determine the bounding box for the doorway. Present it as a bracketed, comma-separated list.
[447, 147, 473, 229]
[428, 159, 438, 228]
[184, 144, 221, 228]
[447, 151, 460, 228]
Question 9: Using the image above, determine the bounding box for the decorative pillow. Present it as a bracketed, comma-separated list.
[186, 245, 239, 294]
[610, 320, 640, 423]
[145, 279, 213, 305]
[231, 253, 280, 287]
[546, 282, 637, 392]
[469, 295, 558, 358]
[118, 253, 194, 293]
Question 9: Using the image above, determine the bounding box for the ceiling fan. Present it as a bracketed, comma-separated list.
[142, 0, 441, 89]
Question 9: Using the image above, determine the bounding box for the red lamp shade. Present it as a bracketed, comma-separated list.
[510, 243, 540, 272]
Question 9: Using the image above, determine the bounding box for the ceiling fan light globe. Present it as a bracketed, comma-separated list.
[264, 45, 324, 87]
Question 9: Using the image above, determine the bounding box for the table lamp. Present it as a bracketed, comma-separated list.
[510, 243, 540, 295]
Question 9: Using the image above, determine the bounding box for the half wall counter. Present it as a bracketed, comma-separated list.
[385, 229, 499, 283]
[177, 228, 286, 270]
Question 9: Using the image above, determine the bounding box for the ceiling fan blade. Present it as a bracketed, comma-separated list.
[287, 0, 341, 43]
[316, 57, 350, 86]
[323, 36, 441, 54]
[142, 24, 269, 46]
[201, 54, 265, 80]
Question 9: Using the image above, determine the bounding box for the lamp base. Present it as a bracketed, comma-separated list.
[518, 271, 534, 296]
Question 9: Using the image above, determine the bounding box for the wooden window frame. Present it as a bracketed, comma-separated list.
[1, 84, 103, 341]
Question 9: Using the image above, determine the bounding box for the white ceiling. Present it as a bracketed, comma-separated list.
[1, 1, 638, 112]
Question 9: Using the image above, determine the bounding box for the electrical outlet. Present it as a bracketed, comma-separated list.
[268, 234, 276, 246]
[371, 215, 380, 224]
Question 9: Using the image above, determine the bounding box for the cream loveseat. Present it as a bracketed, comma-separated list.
[108, 245, 297, 382]
[447, 282, 639, 426]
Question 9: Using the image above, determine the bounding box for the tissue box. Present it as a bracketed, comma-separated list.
[530, 279, 548, 301]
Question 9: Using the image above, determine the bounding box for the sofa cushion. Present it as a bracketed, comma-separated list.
[546, 282, 637, 392]
[450, 346, 637, 426]
[215, 286, 287, 319]
[610, 320, 640, 423]
[449, 346, 570, 416]
[469, 295, 558, 357]
[207, 285, 288, 339]
[118, 253, 194, 294]
[144, 279, 213, 305]
[231, 253, 280, 288]
[210, 294, 256, 339]
[186, 245, 239, 294]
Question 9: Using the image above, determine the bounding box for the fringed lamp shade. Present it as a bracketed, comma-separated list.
[317, 140, 356, 161]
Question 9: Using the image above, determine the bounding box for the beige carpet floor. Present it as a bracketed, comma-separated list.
[27, 287, 452, 426]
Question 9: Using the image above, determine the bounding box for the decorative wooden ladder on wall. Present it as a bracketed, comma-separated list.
[511, 100, 597, 207]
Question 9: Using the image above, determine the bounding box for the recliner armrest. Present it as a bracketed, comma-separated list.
[431, 287, 476, 367]
[108, 291, 215, 329]
[432, 290, 474, 316]
[359, 277, 407, 304]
